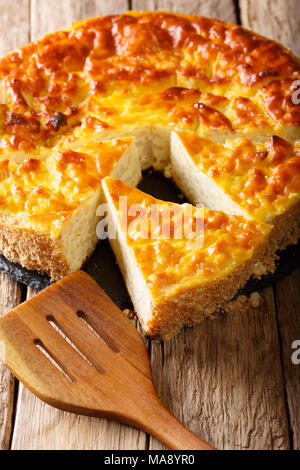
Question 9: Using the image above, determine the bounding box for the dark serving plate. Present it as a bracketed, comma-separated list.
[0, 170, 299, 309]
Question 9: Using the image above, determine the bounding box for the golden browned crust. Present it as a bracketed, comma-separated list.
[172, 132, 300, 226]
[0, 224, 68, 280]
[0, 11, 299, 154]
[0, 138, 135, 239]
[143, 200, 300, 341]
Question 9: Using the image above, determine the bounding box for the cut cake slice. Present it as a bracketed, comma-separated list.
[101, 176, 272, 340]
[0, 138, 141, 280]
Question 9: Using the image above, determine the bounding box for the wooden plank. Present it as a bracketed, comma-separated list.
[0, 0, 29, 450]
[275, 269, 300, 449]
[132, 0, 237, 23]
[150, 288, 290, 450]
[239, 0, 300, 56]
[0, 274, 21, 450]
[30, 0, 129, 39]
[240, 0, 300, 450]
[11, 0, 146, 450]
[0, 0, 30, 55]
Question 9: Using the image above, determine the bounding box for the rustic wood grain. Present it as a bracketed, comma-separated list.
[240, 0, 300, 450]
[0, 0, 29, 451]
[239, 0, 300, 56]
[0, 274, 21, 450]
[275, 269, 300, 450]
[132, 0, 237, 23]
[30, 0, 129, 39]
[150, 288, 290, 450]
[0, 0, 30, 55]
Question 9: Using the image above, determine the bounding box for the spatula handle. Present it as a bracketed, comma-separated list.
[134, 397, 216, 450]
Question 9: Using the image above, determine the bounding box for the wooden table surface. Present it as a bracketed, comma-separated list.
[0, 0, 299, 451]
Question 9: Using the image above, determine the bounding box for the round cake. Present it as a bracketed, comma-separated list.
[0, 11, 299, 337]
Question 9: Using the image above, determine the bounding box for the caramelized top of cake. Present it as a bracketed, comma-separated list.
[175, 131, 300, 223]
[102, 177, 271, 302]
[0, 138, 133, 237]
[0, 12, 298, 156]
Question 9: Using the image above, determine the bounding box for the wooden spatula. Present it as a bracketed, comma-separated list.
[0, 270, 215, 450]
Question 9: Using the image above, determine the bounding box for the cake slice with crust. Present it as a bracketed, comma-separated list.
[101, 176, 272, 340]
[0, 137, 141, 280]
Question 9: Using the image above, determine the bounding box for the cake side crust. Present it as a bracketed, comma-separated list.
[146, 238, 270, 340]
[0, 224, 69, 280]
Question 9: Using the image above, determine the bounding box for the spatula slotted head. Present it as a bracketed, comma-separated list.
[0, 271, 154, 421]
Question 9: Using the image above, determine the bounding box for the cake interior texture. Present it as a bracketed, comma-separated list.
[0, 11, 299, 337]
